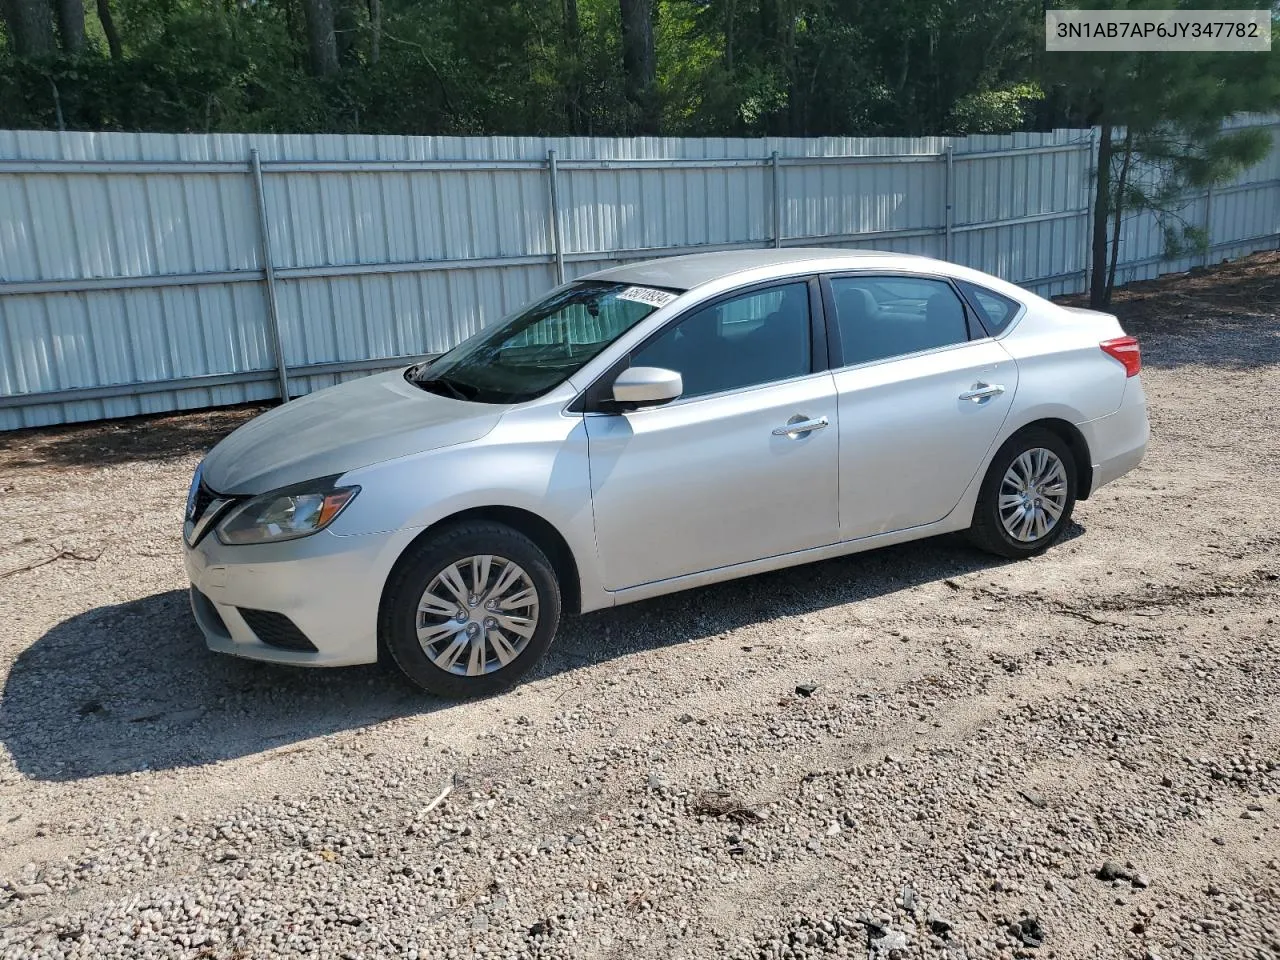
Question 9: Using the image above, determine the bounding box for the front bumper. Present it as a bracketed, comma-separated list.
[184, 527, 396, 667]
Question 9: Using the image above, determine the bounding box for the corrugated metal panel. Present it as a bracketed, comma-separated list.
[2, 123, 1277, 429]
[559, 164, 771, 257]
[781, 156, 941, 243]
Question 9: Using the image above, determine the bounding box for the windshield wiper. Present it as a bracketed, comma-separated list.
[411, 375, 474, 402]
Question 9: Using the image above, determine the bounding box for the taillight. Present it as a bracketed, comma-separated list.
[1100, 336, 1141, 377]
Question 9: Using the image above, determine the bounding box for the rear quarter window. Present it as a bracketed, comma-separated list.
[956, 280, 1022, 336]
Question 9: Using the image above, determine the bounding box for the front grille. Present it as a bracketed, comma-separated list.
[190, 480, 217, 523]
[190, 586, 230, 637]
[186, 478, 238, 547]
[238, 608, 318, 652]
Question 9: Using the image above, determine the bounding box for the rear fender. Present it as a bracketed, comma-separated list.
[1000, 305, 1131, 422]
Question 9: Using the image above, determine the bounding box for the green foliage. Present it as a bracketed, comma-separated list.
[1161, 222, 1208, 259]
[651, 0, 1047, 137]
[949, 82, 1044, 135]
[0, 1, 325, 131]
[1134, 125, 1274, 264]
[0, 0, 1066, 136]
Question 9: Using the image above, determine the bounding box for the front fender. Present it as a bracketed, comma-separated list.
[326, 401, 608, 613]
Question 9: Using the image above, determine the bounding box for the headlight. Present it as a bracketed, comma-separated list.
[215, 476, 360, 546]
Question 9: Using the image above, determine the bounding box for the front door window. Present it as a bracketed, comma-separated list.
[630, 282, 812, 397]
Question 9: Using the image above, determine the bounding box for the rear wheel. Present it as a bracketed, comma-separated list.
[967, 428, 1077, 559]
[380, 522, 562, 697]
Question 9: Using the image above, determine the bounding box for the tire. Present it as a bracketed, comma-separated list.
[966, 427, 1078, 559]
[380, 521, 562, 698]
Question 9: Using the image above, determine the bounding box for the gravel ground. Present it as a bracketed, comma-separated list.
[1, 254, 1278, 960]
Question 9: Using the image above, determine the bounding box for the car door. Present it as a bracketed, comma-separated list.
[584, 279, 840, 591]
[824, 273, 1018, 540]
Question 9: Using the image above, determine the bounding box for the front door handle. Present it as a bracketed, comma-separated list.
[773, 415, 830, 438]
[959, 383, 1005, 402]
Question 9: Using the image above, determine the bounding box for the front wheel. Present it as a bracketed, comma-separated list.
[966, 428, 1078, 559]
[380, 522, 562, 698]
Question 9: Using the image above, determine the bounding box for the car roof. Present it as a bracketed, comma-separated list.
[584, 248, 934, 290]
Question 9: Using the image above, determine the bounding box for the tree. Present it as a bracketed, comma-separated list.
[94, 0, 120, 60]
[52, 0, 82, 53]
[1, 0, 57, 56]
[301, 0, 339, 76]
[1043, 0, 1280, 307]
[663, 0, 1043, 137]
[561, 0, 584, 131]
[0, 0, 1053, 136]
[0, 0, 84, 56]
[366, 0, 379, 65]
[618, 0, 657, 132]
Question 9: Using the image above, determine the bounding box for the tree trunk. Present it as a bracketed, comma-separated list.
[1105, 128, 1135, 304]
[49, 73, 64, 129]
[334, 0, 359, 67]
[724, 0, 734, 70]
[618, 0, 657, 134]
[95, 0, 121, 59]
[563, 0, 579, 49]
[52, 0, 83, 52]
[786, 0, 803, 135]
[301, 0, 339, 76]
[1088, 122, 1112, 309]
[366, 0, 379, 65]
[1, 0, 57, 57]
[562, 0, 581, 132]
[758, 0, 775, 50]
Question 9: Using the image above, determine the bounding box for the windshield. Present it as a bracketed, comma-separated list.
[409, 280, 680, 404]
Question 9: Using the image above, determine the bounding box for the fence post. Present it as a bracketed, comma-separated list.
[249, 147, 291, 403]
[1083, 129, 1100, 296]
[546, 149, 566, 285]
[943, 143, 954, 261]
[771, 151, 782, 248]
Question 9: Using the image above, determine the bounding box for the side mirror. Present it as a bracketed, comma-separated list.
[611, 366, 683, 407]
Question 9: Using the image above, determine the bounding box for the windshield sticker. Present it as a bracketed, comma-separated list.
[616, 286, 678, 308]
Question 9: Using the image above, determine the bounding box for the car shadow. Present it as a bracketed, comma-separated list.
[0, 526, 1082, 782]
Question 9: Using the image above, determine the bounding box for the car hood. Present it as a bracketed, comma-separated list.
[201, 369, 506, 495]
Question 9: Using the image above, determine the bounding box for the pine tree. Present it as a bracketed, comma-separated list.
[1043, 0, 1280, 306]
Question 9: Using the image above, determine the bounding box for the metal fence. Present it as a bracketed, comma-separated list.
[1, 120, 1277, 430]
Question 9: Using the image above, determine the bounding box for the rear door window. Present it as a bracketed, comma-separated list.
[828, 276, 971, 367]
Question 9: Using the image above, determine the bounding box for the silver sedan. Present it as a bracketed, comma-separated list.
[183, 249, 1149, 696]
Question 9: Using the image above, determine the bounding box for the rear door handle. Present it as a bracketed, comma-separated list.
[959, 383, 1005, 402]
[773, 415, 830, 437]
